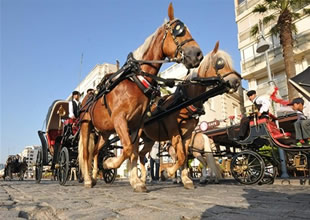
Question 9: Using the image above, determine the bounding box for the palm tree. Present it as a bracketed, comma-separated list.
[250, 0, 310, 100]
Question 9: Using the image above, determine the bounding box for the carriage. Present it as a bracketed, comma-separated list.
[202, 111, 310, 185]
[36, 100, 117, 185]
[3, 155, 27, 181]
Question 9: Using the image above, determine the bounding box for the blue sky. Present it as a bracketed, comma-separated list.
[0, 0, 244, 163]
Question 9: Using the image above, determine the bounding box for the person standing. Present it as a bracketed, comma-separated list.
[69, 91, 81, 120]
[149, 142, 160, 182]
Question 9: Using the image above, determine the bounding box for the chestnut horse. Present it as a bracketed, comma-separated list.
[139, 42, 241, 189]
[79, 3, 203, 192]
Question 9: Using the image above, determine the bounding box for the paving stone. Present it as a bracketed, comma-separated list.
[1, 179, 310, 219]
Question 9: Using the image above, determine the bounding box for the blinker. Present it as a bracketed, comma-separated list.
[215, 58, 225, 71]
[173, 21, 186, 37]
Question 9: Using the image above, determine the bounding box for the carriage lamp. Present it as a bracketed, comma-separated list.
[57, 105, 66, 129]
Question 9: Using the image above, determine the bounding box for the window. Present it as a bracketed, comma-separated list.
[238, 0, 246, 4]
[243, 45, 254, 61]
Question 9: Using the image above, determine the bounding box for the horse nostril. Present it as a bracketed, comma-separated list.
[197, 51, 203, 61]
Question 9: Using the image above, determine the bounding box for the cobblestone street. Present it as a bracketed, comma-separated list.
[1, 179, 309, 220]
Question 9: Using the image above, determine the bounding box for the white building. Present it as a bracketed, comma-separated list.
[71, 63, 118, 100]
[21, 145, 40, 178]
[234, 0, 310, 112]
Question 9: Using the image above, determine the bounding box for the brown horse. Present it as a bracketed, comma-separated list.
[79, 3, 203, 192]
[139, 42, 241, 189]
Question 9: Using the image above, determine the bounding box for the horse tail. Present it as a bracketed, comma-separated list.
[201, 134, 222, 180]
[78, 131, 96, 176]
[78, 135, 84, 175]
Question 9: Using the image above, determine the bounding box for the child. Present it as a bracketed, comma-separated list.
[288, 98, 310, 146]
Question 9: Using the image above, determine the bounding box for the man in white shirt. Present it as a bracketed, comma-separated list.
[247, 90, 271, 119]
[69, 91, 81, 119]
[237, 90, 271, 140]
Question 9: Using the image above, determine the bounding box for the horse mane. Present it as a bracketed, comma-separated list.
[133, 22, 165, 60]
[188, 49, 234, 80]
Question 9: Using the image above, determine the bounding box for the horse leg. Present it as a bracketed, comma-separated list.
[202, 134, 222, 183]
[195, 154, 208, 184]
[139, 139, 154, 183]
[91, 136, 104, 185]
[79, 121, 96, 188]
[166, 135, 185, 177]
[180, 138, 194, 189]
[129, 129, 147, 192]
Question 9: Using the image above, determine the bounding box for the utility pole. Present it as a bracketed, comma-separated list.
[79, 53, 83, 92]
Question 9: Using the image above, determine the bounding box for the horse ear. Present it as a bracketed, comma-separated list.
[212, 41, 220, 55]
[168, 2, 174, 21]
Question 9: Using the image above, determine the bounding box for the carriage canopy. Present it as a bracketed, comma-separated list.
[45, 100, 69, 131]
[289, 66, 310, 101]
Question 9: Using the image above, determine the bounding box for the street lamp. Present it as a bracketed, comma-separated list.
[256, 20, 289, 178]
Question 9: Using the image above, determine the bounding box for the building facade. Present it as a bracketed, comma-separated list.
[234, 0, 310, 112]
[71, 63, 118, 100]
[21, 145, 40, 178]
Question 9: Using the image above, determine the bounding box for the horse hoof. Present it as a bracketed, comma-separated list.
[92, 180, 97, 187]
[134, 184, 147, 193]
[184, 182, 195, 190]
[84, 181, 93, 188]
[134, 186, 147, 192]
[103, 158, 114, 169]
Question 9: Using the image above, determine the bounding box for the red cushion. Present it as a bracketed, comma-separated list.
[249, 118, 291, 139]
[47, 130, 62, 147]
[272, 132, 291, 139]
[249, 118, 268, 126]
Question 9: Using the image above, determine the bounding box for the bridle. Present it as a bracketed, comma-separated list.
[162, 19, 195, 62]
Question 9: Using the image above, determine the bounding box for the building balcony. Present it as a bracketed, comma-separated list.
[236, 0, 261, 17]
[241, 31, 310, 79]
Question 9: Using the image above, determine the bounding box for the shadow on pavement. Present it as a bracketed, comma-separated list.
[201, 188, 310, 219]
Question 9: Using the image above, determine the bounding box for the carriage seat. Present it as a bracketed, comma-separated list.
[47, 129, 62, 146]
[249, 118, 291, 139]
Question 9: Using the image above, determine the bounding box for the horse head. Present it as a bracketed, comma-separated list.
[163, 3, 203, 69]
[197, 41, 241, 93]
[134, 3, 203, 73]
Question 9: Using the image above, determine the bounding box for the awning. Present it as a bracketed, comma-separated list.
[289, 66, 310, 101]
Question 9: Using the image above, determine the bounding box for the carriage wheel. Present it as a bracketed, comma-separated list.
[35, 149, 43, 183]
[99, 152, 117, 184]
[259, 158, 277, 185]
[58, 147, 69, 185]
[231, 150, 265, 185]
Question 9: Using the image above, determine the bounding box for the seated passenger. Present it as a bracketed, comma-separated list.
[236, 90, 271, 140]
[288, 97, 310, 146]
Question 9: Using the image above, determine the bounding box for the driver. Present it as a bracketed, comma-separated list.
[69, 91, 81, 120]
[236, 90, 271, 140]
